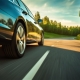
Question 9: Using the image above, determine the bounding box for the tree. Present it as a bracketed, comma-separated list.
[43, 16, 50, 25]
[34, 11, 40, 21]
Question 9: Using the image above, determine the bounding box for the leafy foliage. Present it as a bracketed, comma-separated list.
[35, 12, 80, 36]
[76, 34, 80, 40]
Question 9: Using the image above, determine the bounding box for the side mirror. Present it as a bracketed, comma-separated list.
[38, 19, 43, 23]
[34, 21, 37, 24]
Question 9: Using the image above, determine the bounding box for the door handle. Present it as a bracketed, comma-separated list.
[22, 11, 27, 15]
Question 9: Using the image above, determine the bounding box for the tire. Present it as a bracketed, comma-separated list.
[38, 33, 44, 46]
[2, 22, 26, 58]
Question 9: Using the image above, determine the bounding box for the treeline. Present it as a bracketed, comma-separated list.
[35, 12, 80, 36]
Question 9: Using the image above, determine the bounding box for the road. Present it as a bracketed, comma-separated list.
[0, 39, 80, 80]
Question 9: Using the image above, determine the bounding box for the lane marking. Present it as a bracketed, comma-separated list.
[22, 50, 50, 80]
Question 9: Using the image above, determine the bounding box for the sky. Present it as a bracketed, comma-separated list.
[22, 0, 80, 27]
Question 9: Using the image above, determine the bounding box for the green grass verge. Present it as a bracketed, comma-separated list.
[44, 32, 74, 38]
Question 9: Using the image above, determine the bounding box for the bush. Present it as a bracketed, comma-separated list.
[76, 34, 80, 40]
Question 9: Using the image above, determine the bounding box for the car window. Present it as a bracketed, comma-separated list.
[9, 0, 13, 1]
[23, 4, 34, 19]
[17, 0, 27, 11]
[17, 0, 35, 20]
[14, 0, 19, 6]
[9, 0, 13, 2]
[26, 7, 34, 18]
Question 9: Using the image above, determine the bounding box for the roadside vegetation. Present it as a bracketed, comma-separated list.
[76, 34, 80, 40]
[34, 11, 80, 39]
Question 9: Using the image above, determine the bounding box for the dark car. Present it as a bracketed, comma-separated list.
[0, 0, 44, 58]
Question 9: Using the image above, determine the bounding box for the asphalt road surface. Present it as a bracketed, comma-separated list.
[0, 39, 80, 80]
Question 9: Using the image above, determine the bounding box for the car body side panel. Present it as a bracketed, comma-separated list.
[17, 0, 41, 42]
[25, 15, 40, 41]
[0, 0, 44, 44]
[0, 6, 15, 40]
[22, 2, 42, 42]
[0, 0, 26, 41]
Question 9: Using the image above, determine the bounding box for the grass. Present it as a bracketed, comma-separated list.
[44, 32, 74, 38]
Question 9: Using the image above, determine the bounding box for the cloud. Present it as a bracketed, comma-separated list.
[59, 19, 74, 26]
[65, 0, 75, 7]
[25, 2, 62, 17]
[22, 0, 80, 26]
[57, 19, 80, 26]
[22, 0, 46, 6]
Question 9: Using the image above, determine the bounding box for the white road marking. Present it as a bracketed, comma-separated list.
[22, 50, 50, 80]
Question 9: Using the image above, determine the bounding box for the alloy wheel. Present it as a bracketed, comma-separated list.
[16, 25, 26, 54]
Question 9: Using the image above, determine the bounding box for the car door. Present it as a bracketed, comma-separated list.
[25, 6, 42, 41]
[17, 0, 39, 42]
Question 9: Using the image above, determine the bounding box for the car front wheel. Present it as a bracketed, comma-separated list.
[2, 22, 26, 58]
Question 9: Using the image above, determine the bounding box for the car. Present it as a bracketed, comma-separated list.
[0, 0, 44, 58]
